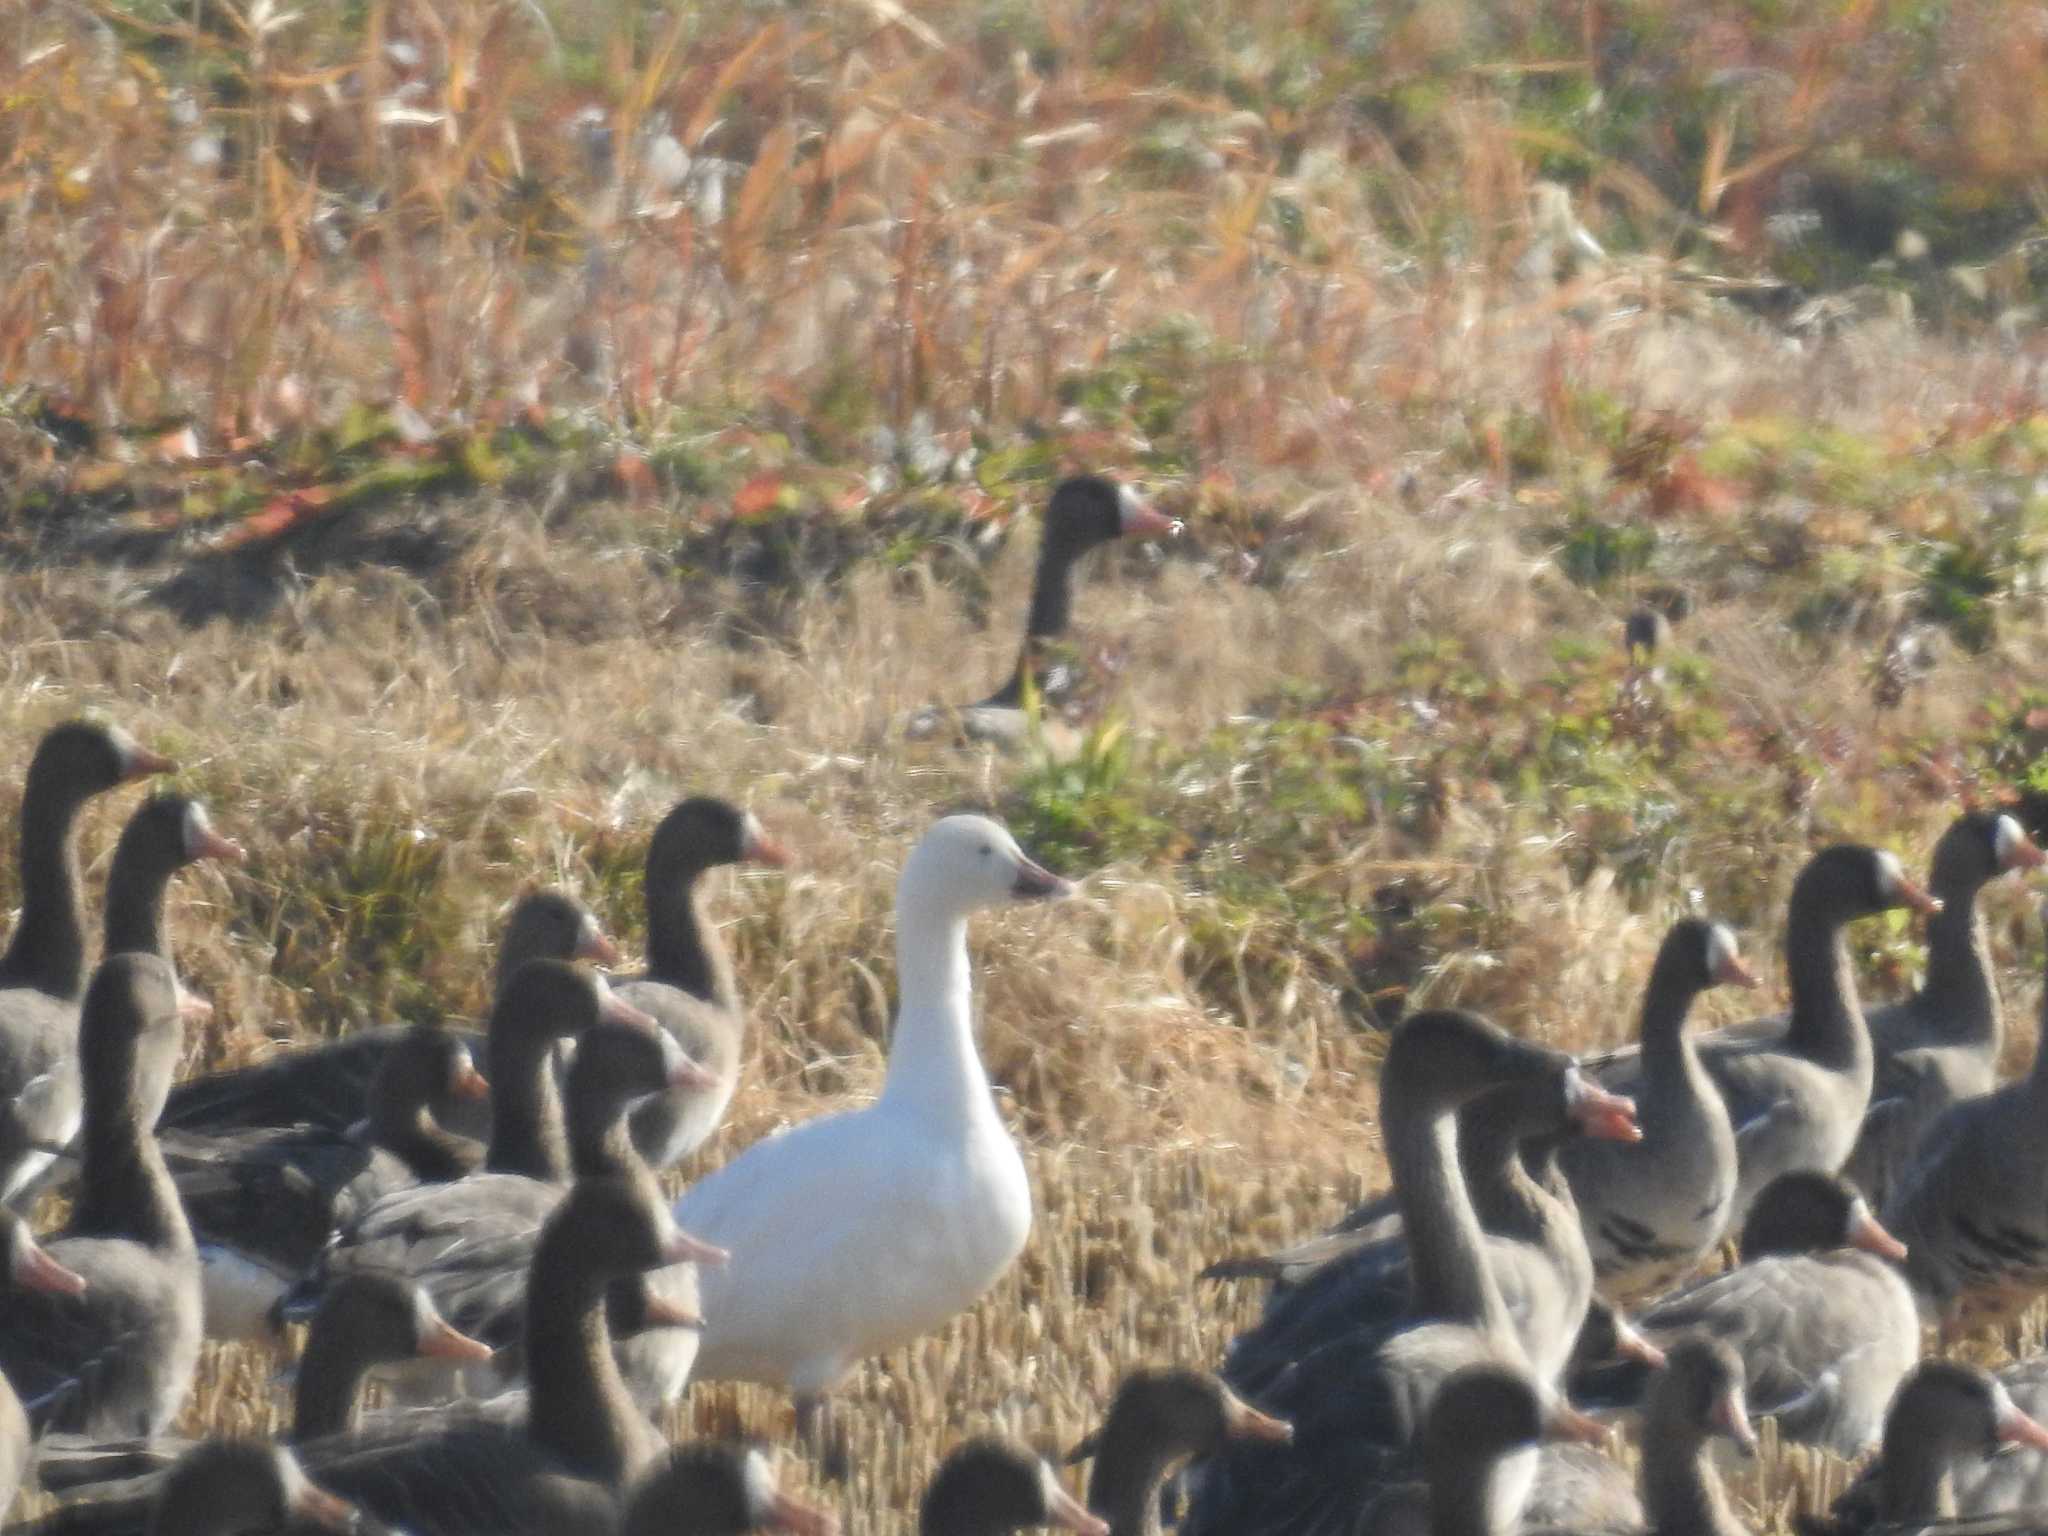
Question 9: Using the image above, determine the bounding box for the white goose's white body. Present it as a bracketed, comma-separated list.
[675, 816, 1066, 1397]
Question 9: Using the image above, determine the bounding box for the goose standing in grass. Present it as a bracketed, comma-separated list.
[1210, 1063, 1642, 1398]
[1589, 845, 1939, 1231]
[1809, 1361, 2048, 1534]
[0, 955, 200, 1438]
[0, 721, 174, 1203]
[158, 888, 618, 1138]
[906, 475, 1181, 750]
[1521, 1336, 1757, 1535]
[1562, 918, 1756, 1300]
[921, 1441, 1106, 1536]
[163, 1022, 487, 1339]
[1178, 1010, 1632, 1536]
[1843, 810, 2043, 1208]
[613, 796, 791, 1170]
[1883, 897, 2048, 1334]
[1571, 1171, 1915, 1458]
[675, 815, 1073, 1442]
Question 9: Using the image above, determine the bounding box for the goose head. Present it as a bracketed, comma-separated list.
[112, 795, 246, 875]
[1888, 1360, 2048, 1463]
[1418, 1365, 1551, 1536]
[146, 1442, 367, 1536]
[626, 1443, 838, 1535]
[922, 1439, 1105, 1535]
[1795, 844, 1941, 922]
[1931, 810, 2047, 893]
[570, 1018, 719, 1115]
[309, 1272, 494, 1370]
[501, 888, 622, 971]
[374, 1023, 491, 1123]
[1877, 1360, 2048, 1522]
[492, 958, 660, 1049]
[1046, 476, 1180, 556]
[547, 1175, 728, 1277]
[28, 719, 175, 801]
[1671, 917, 1760, 991]
[1737, 1171, 1907, 1263]
[648, 798, 792, 886]
[899, 816, 1074, 918]
[1, 1207, 86, 1296]
[1655, 1336, 1757, 1456]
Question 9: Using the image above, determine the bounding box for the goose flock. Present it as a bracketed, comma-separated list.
[2, 474, 2048, 1535]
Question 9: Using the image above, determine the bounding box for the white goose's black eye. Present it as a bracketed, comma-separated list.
[980, 845, 992, 858]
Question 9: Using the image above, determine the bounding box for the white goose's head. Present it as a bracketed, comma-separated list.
[899, 815, 1074, 920]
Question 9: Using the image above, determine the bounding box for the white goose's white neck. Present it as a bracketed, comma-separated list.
[878, 901, 994, 1130]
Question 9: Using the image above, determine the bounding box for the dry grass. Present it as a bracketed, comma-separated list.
[5, 0, 2048, 1530]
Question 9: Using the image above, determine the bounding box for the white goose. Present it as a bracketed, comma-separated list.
[674, 814, 1072, 1433]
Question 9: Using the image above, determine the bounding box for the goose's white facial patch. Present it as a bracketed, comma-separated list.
[1492, 1446, 1540, 1532]
[1996, 815, 2026, 865]
[182, 801, 213, 858]
[742, 1447, 780, 1525]
[1874, 850, 1906, 899]
[1706, 923, 1739, 976]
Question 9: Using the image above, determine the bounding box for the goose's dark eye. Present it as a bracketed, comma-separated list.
[979, 845, 992, 858]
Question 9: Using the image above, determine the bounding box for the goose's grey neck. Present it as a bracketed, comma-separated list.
[0, 787, 88, 999]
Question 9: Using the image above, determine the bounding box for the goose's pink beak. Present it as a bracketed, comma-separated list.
[289, 1482, 365, 1535]
[1999, 1402, 2048, 1453]
[1713, 952, 1761, 989]
[1848, 1201, 1910, 1263]
[575, 919, 622, 968]
[1713, 1387, 1758, 1457]
[662, 1226, 729, 1267]
[122, 746, 177, 781]
[418, 1316, 495, 1364]
[12, 1234, 88, 1296]
[1042, 1476, 1110, 1536]
[1547, 1402, 1611, 1447]
[1565, 1070, 1641, 1144]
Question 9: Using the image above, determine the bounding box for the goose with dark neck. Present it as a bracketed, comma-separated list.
[1813, 1361, 2048, 1536]
[1523, 1336, 1757, 1536]
[1571, 1171, 1916, 1458]
[159, 1023, 488, 1340]
[1884, 897, 2048, 1334]
[906, 474, 1180, 751]
[295, 992, 712, 1406]
[29, 1433, 398, 1536]
[616, 796, 790, 1170]
[1844, 811, 2042, 1209]
[32, 1271, 495, 1501]
[1179, 1010, 1634, 1536]
[281, 1177, 725, 1536]
[1562, 918, 1755, 1300]
[1071, 1370, 1290, 1536]
[1214, 1063, 1640, 1399]
[0, 954, 200, 1438]
[158, 888, 618, 1138]
[1589, 845, 1938, 1232]
[1407, 1341, 1755, 1536]
[0, 723, 173, 1202]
